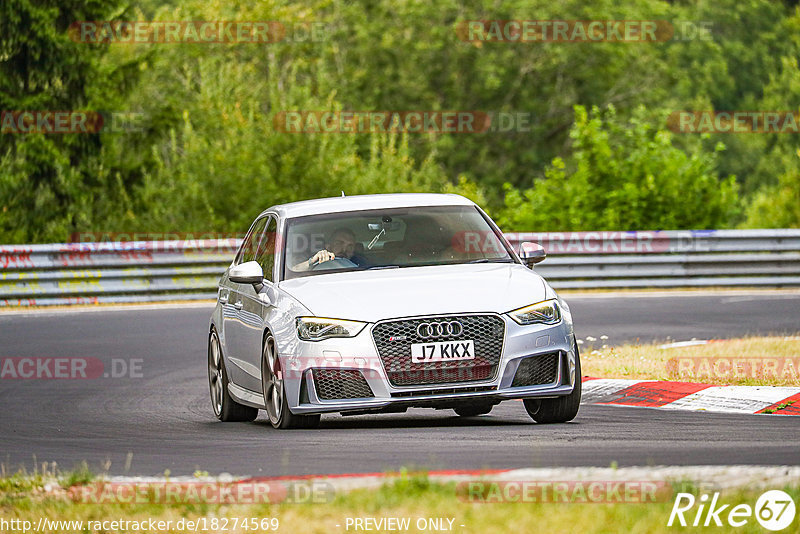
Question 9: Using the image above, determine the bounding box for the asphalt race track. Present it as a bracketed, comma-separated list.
[1, 292, 798, 476]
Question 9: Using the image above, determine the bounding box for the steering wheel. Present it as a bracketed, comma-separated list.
[311, 257, 357, 271]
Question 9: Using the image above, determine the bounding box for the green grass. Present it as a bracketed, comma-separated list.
[1, 470, 798, 533]
[763, 400, 796, 414]
[58, 462, 94, 488]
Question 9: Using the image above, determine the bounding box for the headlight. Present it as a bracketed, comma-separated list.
[507, 299, 561, 325]
[296, 317, 367, 341]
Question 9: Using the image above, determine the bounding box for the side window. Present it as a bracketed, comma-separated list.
[255, 217, 277, 282]
[235, 216, 268, 266]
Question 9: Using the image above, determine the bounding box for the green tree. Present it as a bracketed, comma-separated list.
[743, 152, 800, 228]
[85, 1, 455, 234]
[498, 105, 739, 231]
[0, 0, 129, 242]
[4, 0, 800, 242]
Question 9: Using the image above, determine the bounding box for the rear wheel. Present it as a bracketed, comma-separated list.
[453, 404, 494, 417]
[262, 333, 320, 430]
[208, 330, 258, 422]
[524, 342, 582, 424]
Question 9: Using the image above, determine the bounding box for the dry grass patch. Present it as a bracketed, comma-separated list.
[580, 336, 800, 386]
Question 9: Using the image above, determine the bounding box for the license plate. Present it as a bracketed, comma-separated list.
[410, 340, 475, 363]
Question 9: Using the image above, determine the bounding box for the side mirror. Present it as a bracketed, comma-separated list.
[229, 261, 264, 292]
[518, 242, 546, 268]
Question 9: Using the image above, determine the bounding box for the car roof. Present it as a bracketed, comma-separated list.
[265, 193, 476, 219]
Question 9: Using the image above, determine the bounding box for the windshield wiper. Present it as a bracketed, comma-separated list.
[366, 265, 400, 270]
[467, 258, 514, 264]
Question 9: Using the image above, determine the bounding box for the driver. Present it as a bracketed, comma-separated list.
[292, 228, 366, 271]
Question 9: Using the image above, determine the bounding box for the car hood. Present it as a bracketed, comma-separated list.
[279, 263, 548, 322]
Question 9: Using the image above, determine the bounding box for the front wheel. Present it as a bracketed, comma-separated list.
[208, 330, 258, 422]
[262, 333, 320, 430]
[524, 343, 582, 424]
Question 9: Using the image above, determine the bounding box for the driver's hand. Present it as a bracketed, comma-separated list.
[309, 249, 335, 266]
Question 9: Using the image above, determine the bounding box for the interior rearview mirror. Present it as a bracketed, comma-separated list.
[368, 221, 401, 231]
[518, 242, 546, 268]
[229, 261, 264, 292]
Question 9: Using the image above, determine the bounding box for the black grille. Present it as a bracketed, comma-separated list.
[372, 315, 505, 386]
[312, 369, 374, 400]
[511, 352, 560, 387]
[391, 385, 497, 398]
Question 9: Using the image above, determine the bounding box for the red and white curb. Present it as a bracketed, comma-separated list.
[582, 377, 800, 415]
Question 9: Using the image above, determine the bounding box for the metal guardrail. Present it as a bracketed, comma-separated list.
[504, 229, 800, 289]
[0, 240, 236, 306]
[1, 230, 799, 306]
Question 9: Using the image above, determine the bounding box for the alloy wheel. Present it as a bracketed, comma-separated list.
[208, 332, 224, 417]
[262, 335, 283, 425]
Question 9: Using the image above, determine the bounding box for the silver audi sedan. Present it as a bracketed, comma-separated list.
[208, 193, 581, 429]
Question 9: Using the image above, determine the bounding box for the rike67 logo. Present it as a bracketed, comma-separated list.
[668, 490, 796, 531]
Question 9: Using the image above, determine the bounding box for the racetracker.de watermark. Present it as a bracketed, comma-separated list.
[283, 358, 491, 384]
[0, 358, 142, 379]
[273, 111, 534, 133]
[69, 21, 329, 43]
[503, 231, 726, 254]
[456, 20, 683, 43]
[666, 356, 800, 382]
[1, 111, 144, 134]
[67, 232, 242, 255]
[69, 480, 333, 504]
[457, 480, 673, 503]
[668, 111, 800, 134]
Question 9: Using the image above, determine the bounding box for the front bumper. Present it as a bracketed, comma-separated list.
[284, 314, 577, 415]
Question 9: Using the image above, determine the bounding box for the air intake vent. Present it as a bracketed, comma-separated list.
[312, 369, 374, 400]
[511, 352, 560, 387]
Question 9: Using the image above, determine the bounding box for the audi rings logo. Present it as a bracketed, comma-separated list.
[416, 321, 464, 339]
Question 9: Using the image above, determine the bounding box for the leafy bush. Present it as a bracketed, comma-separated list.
[498, 105, 740, 231]
[743, 162, 800, 228]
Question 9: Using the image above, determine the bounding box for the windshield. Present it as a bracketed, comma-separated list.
[282, 206, 514, 280]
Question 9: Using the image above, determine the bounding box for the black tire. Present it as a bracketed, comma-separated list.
[208, 330, 258, 422]
[523, 341, 582, 424]
[453, 404, 494, 417]
[262, 332, 321, 430]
